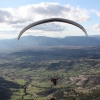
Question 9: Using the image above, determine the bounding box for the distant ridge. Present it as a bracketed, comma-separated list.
[0, 35, 100, 51]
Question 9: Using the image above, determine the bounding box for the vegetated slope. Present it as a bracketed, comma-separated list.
[0, 77, 21, 100]
[9, 46, 100, 62]
[0, 46, 100, 100]
[0, 58, 100, 100]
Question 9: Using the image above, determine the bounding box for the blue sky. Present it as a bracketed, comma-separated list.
[0, 0, 100, 39]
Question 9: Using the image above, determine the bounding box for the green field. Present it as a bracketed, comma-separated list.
[0, 46, 100, 100]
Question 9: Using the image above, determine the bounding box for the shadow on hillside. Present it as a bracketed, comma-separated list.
[0, 77, 21, 100]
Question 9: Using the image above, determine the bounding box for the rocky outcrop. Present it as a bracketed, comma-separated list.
[75, 75, 100, 87]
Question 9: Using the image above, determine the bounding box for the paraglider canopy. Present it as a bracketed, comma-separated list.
[18, 18, 87, 40]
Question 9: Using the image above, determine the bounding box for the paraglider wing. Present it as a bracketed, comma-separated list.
[18, 18, 87, 40]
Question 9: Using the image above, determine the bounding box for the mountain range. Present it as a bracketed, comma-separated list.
[0, 35, 100, 52]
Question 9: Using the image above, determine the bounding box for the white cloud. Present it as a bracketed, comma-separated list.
[93, 23, 100, 31]
[0, 2, 90, 23]
[29, 23, 66, 32]
[0, 9, 12, 22]
[97, 12, 100, 17]
[92, 10, 100, 17]
[0, 2, 90, 38]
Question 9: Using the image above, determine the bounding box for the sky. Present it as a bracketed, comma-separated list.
[0, 0, 100, 39]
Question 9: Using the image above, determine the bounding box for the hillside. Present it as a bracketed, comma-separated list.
[0, 46, 100, 100]
[0, 36, 100, 100]
[0, 35, 100, 52]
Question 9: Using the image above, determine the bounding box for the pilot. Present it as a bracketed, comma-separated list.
[51, 78, 58, 85]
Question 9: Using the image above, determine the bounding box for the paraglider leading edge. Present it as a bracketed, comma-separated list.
[18, 18, 87, 40]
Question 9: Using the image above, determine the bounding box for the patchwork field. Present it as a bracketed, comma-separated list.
[0, 46, 100, 100]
